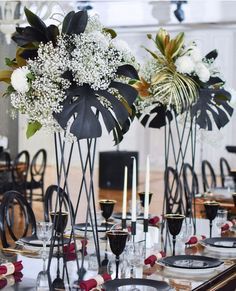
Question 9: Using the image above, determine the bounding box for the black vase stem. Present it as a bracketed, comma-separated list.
[172, 235, 176, 256]
[115, 255, 119, 279]
[210, 220, 213, 238]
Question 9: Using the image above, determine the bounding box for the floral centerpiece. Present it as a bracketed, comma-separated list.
[0, 8, 138, 143]
[135, 28, 233, 130]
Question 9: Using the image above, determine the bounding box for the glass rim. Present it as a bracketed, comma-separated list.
[99, 199, 117, 204]
[164, 214, 185, 219]
[106, 230, 129, 235]
[204, 201, 220, 205]
[49, 211, 69, 215]
[37, 221, 53, 225]
[138, 192, 153, 195]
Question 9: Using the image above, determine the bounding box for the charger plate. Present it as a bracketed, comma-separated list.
[103, 278, 171, 290]
[159, 255, 223, 275]
[201, 237, 236, 253]
[18, 235, 70, 247]
[74, 222, 113, 232]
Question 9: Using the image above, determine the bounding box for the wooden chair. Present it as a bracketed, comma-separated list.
[201, 160, 216, 192]
[27, 149, 47, 204]
[0, 151, 11, 194]
[44, 185, 75, 222]
[0, 190, 36, 248]
[4, 151, 30, 201]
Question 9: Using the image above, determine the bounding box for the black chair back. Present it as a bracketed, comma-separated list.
[28, 149, 47, 203]
[0, 190, 36, 248]
[183, 163, 199, 217]
[164, 167, 184, 214]
[0, 151, 11, 191]
[44, 185, 75, 222]
[201, 160, 216, 192]
[12, 150, 30, 191]
[219, 157, 231, 187]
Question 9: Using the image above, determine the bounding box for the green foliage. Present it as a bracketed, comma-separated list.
[26, 121, 42, 138]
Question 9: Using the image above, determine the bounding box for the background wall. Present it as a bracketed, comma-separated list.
[1, 0, 236, 174]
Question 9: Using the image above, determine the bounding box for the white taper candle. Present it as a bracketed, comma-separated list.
[144, 155, 150, 219]
[122, 166, 128, 219]
[131, 157, 137, 222]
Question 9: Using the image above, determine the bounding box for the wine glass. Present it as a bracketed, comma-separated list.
[106, 229, 129, 279]
[37, 221, 53, 259]
[204, 201, 220, 238]
[138, 192, 153, 210]
[215, 209, 228, 235]
[99, 199, 116, 239]
[36, 270, 50, 290]
[165, 214, 185, 256]
[50, 211, 69, 240]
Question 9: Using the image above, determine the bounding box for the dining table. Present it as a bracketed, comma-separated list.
[0, 218, 235, 290]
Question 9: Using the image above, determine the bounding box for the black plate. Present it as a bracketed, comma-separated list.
[103, 279, 171, 290]
[112, 212, 150, 220]
[203, 237, 236, 248]
[19, 235, 70, 247]
[74, 222, 113, 232]
[160, 255, 223, 269]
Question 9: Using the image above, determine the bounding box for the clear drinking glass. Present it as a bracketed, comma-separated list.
[37, 221, 53, 259]
[215, 209, 228, 235]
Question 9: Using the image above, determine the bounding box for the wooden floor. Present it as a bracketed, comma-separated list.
[32, 166, 165, 222]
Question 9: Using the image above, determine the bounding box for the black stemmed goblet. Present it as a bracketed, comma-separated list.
[50, 211, 69, 240]
[99, 199, 116, 239]
[232, 193, 236, 207]
[204, 201, 220, 238]
[165, 214, 185, 256]
[106, 230, 129, 279]
[138, 192, 153, 209]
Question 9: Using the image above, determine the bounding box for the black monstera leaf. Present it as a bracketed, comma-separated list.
[12, 9, 88, 60]
[191, 88, 233, 130]
[138, 102, 173, 129]
[54, 65, 139, 144]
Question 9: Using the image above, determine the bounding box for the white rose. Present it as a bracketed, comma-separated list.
[11, 67, 30, 94]
[195, 62, 210, 82]
[175, 55, 195, 74]
[189, 46, 202, 62]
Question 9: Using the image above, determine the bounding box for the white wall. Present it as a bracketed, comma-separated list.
[18, 1, 236, 175]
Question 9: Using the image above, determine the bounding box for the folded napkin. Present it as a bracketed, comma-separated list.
[185, 235, 206, 245]
[0, 261, 23, 276]
[221, 220, 235, 232]
[144, 251, 166, 267]
[149, 216, 160, 226]
[0, 272, 23, 289]
[79, 273, 111, 291]
[63, 239, 88, 253]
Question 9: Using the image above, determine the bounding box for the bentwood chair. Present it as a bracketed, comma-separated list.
[4, 151, 30, 201]
[0, 151, 11, 194]
[219, 157, 231, 187]
[201, 160, 217, 192]
[183, 163, 199, 218]
[44, 185, 75, 222]
[0, 190, 37, 248]
[27, 149, 47, 204]
[164, 167, 184, 215]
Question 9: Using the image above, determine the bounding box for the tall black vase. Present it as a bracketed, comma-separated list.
[47, 132, 100, 280]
